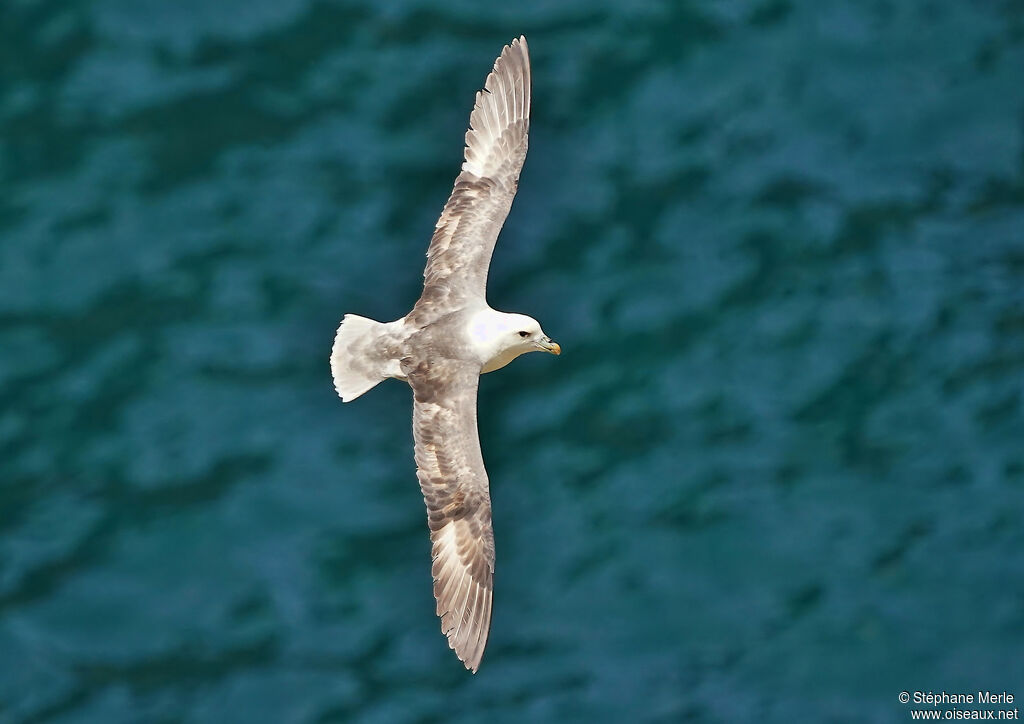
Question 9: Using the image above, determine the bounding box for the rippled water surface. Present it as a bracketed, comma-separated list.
[2, 1, 1023, 722]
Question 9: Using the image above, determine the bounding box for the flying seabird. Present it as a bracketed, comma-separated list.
[330, 36, 558, 672]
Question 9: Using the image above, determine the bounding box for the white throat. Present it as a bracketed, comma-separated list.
[465, 308, 531, 373]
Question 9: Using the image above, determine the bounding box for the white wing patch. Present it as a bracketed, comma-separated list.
[463, 36, 531, 179]
[431, 521, 493, 670]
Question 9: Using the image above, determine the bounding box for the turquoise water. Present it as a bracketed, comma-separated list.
[2, 1, 1023, 722]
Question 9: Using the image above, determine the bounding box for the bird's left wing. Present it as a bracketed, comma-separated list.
[403, 358, 495, 672]
[411, 36, 531, 322]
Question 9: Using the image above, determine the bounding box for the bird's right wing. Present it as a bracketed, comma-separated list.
[403, 358, 494, 672]
[410, 37, 531, 324]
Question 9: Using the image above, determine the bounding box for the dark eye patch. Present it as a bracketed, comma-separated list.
[518, 331, 529, 338]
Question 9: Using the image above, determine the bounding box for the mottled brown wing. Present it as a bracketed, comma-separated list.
[411, 36, 531, 322]
[405, 358, 494, 672]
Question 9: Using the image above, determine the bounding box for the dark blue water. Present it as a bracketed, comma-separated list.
[2, 1, 1023, 722]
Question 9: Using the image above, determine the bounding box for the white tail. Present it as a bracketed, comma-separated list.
[331, 314, 391, 402]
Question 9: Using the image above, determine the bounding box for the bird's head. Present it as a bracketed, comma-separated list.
[504, 313, 560, 357]
[470, 309, 560, 373]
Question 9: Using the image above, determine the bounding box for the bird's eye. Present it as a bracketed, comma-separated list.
[518, 331, 529, 338]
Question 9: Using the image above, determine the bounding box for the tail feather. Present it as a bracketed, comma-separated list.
[331, 314, 390, 402]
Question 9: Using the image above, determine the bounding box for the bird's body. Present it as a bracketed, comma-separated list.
[329, 37, 558, 673]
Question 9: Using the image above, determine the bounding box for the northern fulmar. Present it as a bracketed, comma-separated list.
[330, 36, 558, 672]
